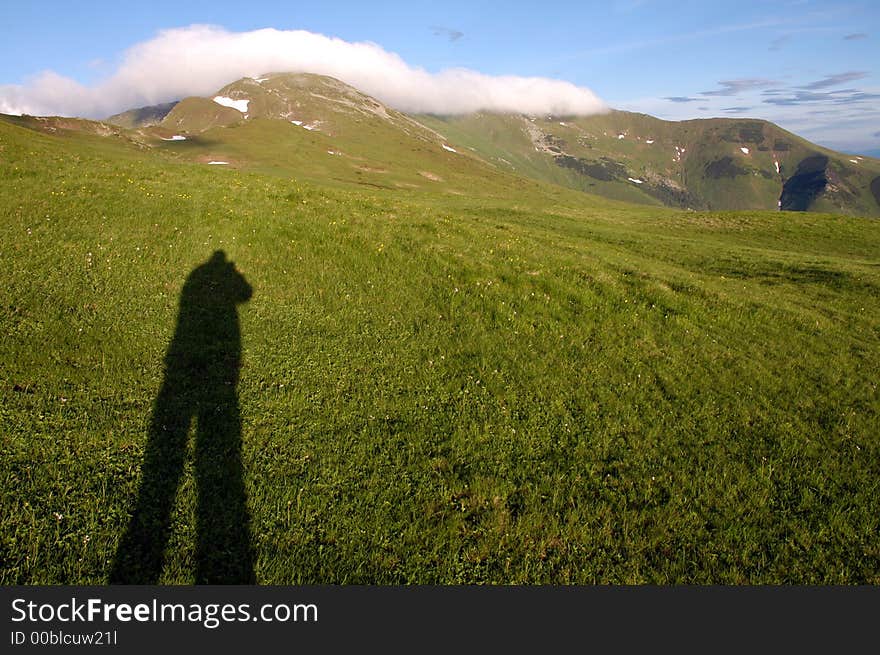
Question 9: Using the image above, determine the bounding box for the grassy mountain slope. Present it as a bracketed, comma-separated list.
[2, 111, 879, 584]
[31, 72, 880, 217]
[418, 110, 880, 216]
[4, 74, 554, 201]
[161, 96, 244, 133]
[2, 113, 136, 142]
[160, 73, 444, 143]
[106, 101, 179, 129]
[144, 73, 578, 198]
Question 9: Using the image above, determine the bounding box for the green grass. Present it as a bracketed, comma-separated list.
[1, 116, 879, 584]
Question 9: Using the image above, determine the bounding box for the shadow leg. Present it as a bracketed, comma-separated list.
[109, 379, 191, 584]
[194, 390, 255, 584]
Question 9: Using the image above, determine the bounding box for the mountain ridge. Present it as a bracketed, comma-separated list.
[416, 110, 880, 216]
[114, 73, 880, 216]
[7, 71, 879, 216]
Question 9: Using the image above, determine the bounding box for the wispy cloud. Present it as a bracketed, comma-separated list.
[700, 79, 777, 96]
[795, 109, 880, 153]
[0, 25, 607, 118]
[431, 26, 464, 42]
[843, 33, 868, 40]
[664, 96, 699, 103]
[769, 35, 791, 51]
[618, 78, 880, 153]
[763, 87, 880, 106]
[800, 71, 868, 90]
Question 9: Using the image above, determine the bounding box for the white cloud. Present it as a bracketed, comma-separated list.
[0, 25, 607, 119]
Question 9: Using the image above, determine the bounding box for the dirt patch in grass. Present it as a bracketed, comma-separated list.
[720, 121, 765, 144]
[705, 156, 747, 179]
[555, 155, 626, 182]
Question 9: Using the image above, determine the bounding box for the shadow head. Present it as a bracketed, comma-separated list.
[208, 250, 252, 304]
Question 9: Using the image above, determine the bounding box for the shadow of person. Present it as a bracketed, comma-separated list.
[110, 251, 255, 584]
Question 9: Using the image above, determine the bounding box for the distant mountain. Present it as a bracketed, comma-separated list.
[161, 73, 443, 142]
[106, 101, 178, 128]
[417, 111, 880, 216]
[10, 72, 880, 217]
[141, 72, 524, 195]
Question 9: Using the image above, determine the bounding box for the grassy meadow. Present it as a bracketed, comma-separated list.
[1, 116, 879, 584]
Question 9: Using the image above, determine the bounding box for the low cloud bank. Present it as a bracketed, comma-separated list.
[0, 25, 607, 118]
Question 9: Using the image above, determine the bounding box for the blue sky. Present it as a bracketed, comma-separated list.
[1, 0, 878, 152]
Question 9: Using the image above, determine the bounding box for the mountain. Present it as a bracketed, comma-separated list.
[3, 82, 534, 201]
[417, 111, 880, 216]
[140, 72, 539, 196]
[164, 73, 442, 140]
[148, 74, 880, 216]
[106, 101, 178, 129]
[11, 72, 880, 217]
[160, 73, 880, 216]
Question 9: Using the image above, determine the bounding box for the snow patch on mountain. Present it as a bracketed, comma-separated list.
[213, 96, 249, 113]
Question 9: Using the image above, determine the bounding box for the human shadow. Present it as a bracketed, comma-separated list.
[110, 251, 255, 584]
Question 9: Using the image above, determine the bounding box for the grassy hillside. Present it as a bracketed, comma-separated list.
[106, 101, 179, 129]
[99, 74, 880, 217]
[161, 97, 244, 133]
[418, 110, 880, 216]
[149, 116, 532, 195]
[137, 73, 541, 196]
[1, 112, 879, 584]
